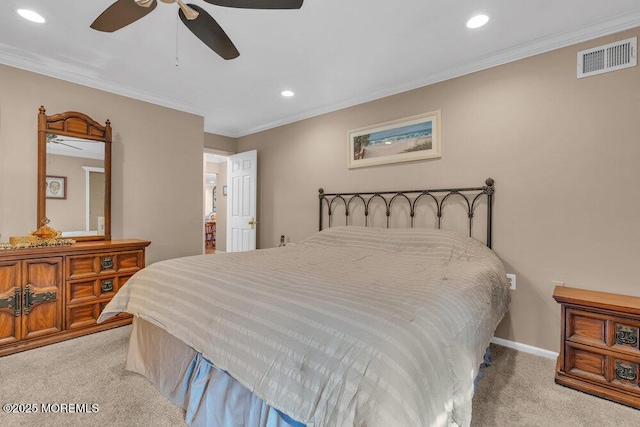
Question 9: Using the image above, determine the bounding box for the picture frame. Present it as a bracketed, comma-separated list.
[223, 185, 228, 196]
[348, 110, 441, 169]
[45, 176, 67, 199]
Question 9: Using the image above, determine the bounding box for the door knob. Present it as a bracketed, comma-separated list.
[248, 217, 257, 229]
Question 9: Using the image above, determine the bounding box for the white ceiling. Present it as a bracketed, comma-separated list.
[1, 1, 640, 137]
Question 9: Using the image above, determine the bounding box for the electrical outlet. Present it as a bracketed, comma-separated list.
[506, 274, 516, 290]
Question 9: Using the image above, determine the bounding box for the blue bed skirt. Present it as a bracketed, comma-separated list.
[126, 317, 303, 427]
[181, 353, 304, 427]
[126, 318, 491, 427]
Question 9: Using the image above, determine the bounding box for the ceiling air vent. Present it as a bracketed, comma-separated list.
[577, 36, 636, 78]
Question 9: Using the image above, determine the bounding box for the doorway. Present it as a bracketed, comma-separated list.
[204, 151, 229, 253]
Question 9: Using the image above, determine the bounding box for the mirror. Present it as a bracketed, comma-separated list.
[37, 106, 112, 241]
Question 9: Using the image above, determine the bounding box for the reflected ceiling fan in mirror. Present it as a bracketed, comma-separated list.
[90, 0, 304, 60]
[47, 134, 83, 150]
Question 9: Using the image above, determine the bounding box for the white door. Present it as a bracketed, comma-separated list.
[227, 150, 257, 252]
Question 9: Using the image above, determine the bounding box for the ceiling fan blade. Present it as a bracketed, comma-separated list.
[201, 0, 303, 9]
[49, 140, 82, 150]
[58, 142, 83, 150]
[90, 0, 158, 32]
[180, 4, 240, 60]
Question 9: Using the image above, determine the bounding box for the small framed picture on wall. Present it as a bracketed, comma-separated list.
[46, 176, 67, 199]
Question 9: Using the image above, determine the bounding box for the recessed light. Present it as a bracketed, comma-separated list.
[280, 90, 295, 97]
[466, 14, 489, 29]
[17, 9, 45, 24]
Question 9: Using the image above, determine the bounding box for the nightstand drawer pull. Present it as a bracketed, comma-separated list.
[101, 257, 114, 270]
[616, 325, 638, 347]
[615, 361, 637, 382]
[101, 279, 114, 293]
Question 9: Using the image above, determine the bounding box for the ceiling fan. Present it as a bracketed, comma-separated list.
[90, 0, 304, 60]
[47, 134, 83, 150]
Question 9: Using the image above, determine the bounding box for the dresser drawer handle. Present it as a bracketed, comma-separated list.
[101, 280, 114, 293]
[23, 284, 57, 315]
[0, 287, 21, 317]
[101, 257, 114, 270]
[616, 326, 638, 347]
[615, 361, 637, 382]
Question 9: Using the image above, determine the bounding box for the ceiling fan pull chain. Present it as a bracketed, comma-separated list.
[175, 11, 180, 67]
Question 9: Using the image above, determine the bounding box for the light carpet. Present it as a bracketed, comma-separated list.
[0, 326, 638, 426]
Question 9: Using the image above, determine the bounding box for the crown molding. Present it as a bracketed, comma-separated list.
[0, 50, 205, 119]
[230, 9, 640, 138]
[1, 8, 638, 139]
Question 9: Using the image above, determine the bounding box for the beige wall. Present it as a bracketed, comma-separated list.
[0, 64, 204, 264]
[205, 132, 237, 154]
[237, 27, 640, 352]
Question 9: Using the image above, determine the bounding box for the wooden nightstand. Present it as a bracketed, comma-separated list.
[554, 286, 640, 409]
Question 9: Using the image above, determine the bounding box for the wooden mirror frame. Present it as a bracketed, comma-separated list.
[37, 106, 112, 241]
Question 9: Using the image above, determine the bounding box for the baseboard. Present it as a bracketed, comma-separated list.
[491, 337, 559, 360]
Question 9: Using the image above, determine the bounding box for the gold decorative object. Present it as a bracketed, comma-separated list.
[31, 217, 62, 240]
[0, 218, 75, 251]
[9, 236, 39, 245]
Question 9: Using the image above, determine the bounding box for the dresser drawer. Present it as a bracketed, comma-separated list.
[66, 275, 133, 305]
[66, 251, 143, 279]
[567, 308, 640, 357]
[66, 301, 132, 330]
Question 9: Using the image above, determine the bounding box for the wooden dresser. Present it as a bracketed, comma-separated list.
[554, 286, 640, 408]
[0, 239, 150, 357]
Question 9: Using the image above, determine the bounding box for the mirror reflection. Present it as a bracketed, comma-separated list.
[45, 133, 105, 237]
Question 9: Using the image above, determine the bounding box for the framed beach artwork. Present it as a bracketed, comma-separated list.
[46, 176, 67, 199]
[348, 111, 441, 169]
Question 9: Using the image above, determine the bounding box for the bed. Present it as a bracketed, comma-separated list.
[99, 178, 510, 427]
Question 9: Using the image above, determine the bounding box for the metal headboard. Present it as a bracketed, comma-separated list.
[318, 178, 495, 248]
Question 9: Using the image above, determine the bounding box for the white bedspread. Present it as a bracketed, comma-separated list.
[99, 227, 510, 427]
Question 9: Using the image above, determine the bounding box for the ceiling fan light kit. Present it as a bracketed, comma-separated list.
[90, 0, 304, 60]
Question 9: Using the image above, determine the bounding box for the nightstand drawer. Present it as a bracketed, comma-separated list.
[566, 342, 640, 387]
[565, 342, 608, 384]
[613, 321, 640, 355]
[567, 308, 640, 357]
[612, 357, 640, 392]
[566, 308, 607, 347]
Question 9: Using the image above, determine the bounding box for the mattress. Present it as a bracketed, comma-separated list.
[100, 226, 510, 426]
